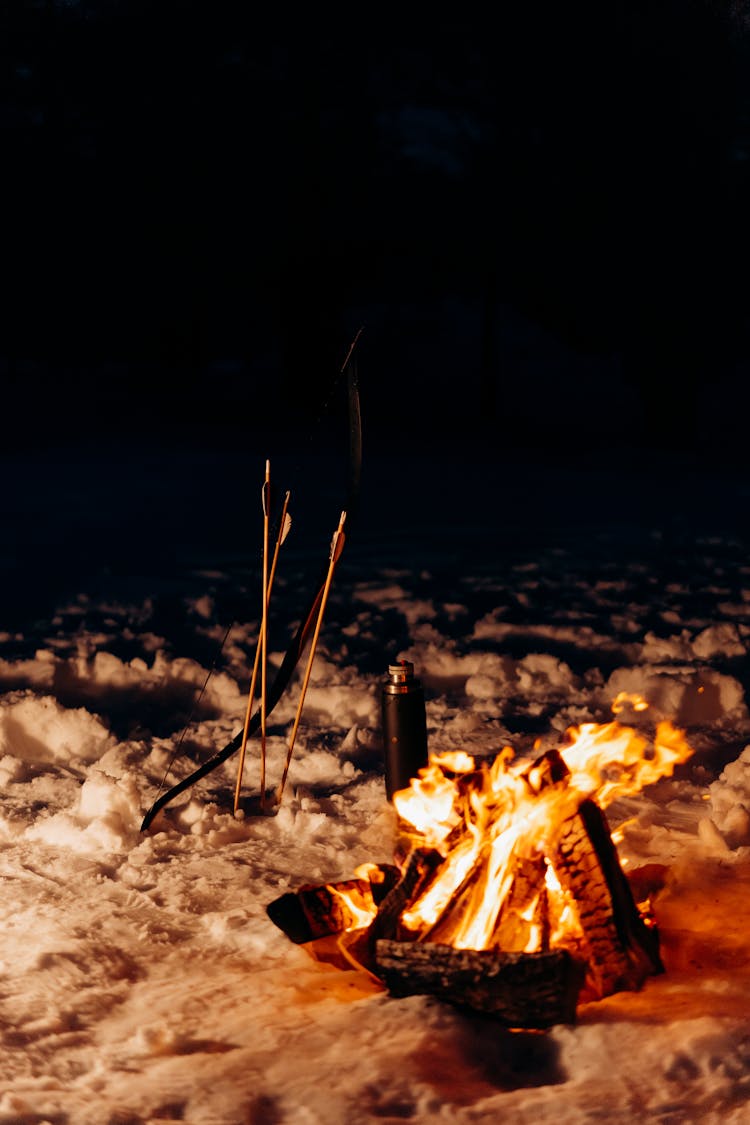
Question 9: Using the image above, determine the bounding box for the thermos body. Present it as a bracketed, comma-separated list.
[382, 661, 429, 800]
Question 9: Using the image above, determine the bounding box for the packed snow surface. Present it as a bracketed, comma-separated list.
[2, 441, 750, 1123]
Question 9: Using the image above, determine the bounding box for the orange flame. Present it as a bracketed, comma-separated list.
[392, 706, 694, 951]
[326, 878, 377, 932]
[559, 718, 693, 808]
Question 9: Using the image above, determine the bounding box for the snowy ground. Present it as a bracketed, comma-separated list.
[2, 432, 750, 1123]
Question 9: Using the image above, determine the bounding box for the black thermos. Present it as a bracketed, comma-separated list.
[381, 660, 429, 800]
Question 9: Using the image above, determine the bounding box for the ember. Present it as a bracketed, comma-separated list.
[268, 698, 695, 1028]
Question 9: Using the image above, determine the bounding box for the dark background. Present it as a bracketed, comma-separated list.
[3, 1, 750, 450]
[3, 0, 750, 627]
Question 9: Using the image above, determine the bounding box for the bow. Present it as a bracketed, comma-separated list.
[140, 340, 363, 831]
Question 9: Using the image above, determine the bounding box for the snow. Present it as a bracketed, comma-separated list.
[2, 436, 750, 1124]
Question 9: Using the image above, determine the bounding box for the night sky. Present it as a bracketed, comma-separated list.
[3, 2, 749, 458]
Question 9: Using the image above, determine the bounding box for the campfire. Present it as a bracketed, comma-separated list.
[268, 693, 694, 1028]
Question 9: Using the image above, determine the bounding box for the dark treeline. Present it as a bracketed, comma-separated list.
[2, 1, 749, 449]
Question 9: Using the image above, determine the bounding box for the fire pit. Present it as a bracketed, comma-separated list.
[268, 696, 693, 1028]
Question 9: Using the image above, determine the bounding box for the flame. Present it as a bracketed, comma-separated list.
[393, 761, 464, 846]
[353, 862, 384, 883]
[326, 881, 377, 932]
[611, 691, 650, 714]
[559, 718, 693, 808]
[391, 706, 694, 952]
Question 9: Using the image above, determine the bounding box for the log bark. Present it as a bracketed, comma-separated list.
[552, 798, 663, 999]
[374, 940, 585, 1028]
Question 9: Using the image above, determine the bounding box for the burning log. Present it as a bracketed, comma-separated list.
[551, 797, 663, 999]
[489, 855, 549, 952]
[413, 849, 548, 952]
[362, 842, 586, 1026]
[267, 865, 399, 944]
[384, 750, 567, 952]
[387, 747, 667, 999]
[366, 847, 444, 948]
[374, 941, 585, 1028]
[382, 794, 663, 1002]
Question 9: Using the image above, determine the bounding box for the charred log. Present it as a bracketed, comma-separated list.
[414, 849, 547, 952]
[522, 747, 570, 793]
[399, 753, 568, 948]
[409, 750, 569, 945]
[552, 798, 663, 998]
[374, 940, 585, 1028]
[367, 848, 443, 949]
[413, 845, 489, 946]
[491, 855, 549, 952]
[267, 865, 399, 944]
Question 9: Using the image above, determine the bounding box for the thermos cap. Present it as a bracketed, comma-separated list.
[384, 660, 422, 695]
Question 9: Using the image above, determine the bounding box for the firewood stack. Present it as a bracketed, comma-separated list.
[267, 743, 669, 1028]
